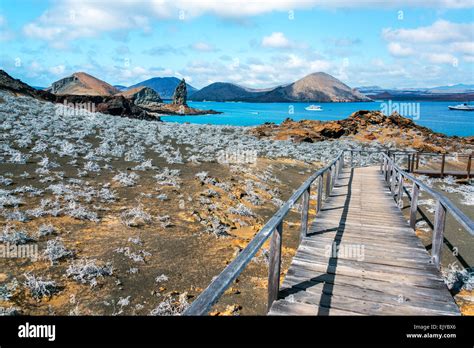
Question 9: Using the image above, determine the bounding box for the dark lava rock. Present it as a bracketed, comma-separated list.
[172, 78, 187, 106]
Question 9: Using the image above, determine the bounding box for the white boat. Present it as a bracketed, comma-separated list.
[448, 103, 474, 111]
[305, 105, 322, 111]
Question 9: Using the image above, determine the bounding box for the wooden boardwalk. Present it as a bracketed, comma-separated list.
[269, 166, 460, 316]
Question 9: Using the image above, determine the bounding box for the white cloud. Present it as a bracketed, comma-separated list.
[425, 53, 457, 64]
[387, 42, 414, 57]
[262, 32, 292, 48]
[22, 1, 473, 45]
[180, 53, 335, 88]
[48, 65, 66, 76]
[382, 20, 473, 44]
[382, 20, 474, 64]
[190, 42, 217, 52]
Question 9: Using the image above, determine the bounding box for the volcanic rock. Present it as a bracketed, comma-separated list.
[172, 79, 187, 106]
[252, 110, 470, 152]
[116, 86, 163, 110]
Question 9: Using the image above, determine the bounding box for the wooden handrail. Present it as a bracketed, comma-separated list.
[382, 153, 474, 269]
[183, 151, 345, 315]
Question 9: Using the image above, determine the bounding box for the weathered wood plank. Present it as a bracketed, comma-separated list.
[282, 288, 458, 316]
[432, 200, 446, 269]
[409, 182, 419, 229]
[300, 187, 310, 239]
[267, 222, 283, 311]
[282, 271, 455, 304]
[268, 299, 362, 316]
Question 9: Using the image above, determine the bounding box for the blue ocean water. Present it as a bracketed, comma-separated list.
[162, 100, 474, 137]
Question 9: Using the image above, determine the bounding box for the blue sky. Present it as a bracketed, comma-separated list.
[0, 0, 473, 89]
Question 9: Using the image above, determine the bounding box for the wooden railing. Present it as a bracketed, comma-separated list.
[183, 150, 345, 315]
[387, 151, 473, 178]
[382, 153, 474, 269]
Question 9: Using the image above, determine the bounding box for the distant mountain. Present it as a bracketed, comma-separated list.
[128, 77, 197, 99]
[356, 84, 474, 99]
[354, 86, 384, 94]
[426, 84, 474, 94]
[47, 72, 120, 96]
[189, 82, 268, 101]
[259, 72, 371, 102]
[368, 91, 474, 102]
[191, 72, 371, 102]
[113, 85, 128, 91]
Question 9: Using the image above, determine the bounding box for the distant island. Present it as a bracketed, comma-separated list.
[355, 85, 474, 101]
[189, 72, 371, 102]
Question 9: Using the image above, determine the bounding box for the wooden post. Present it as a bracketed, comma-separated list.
[416, 152, 420, 170]
[397, 173, 403, 207]
[300, 187, 310, 239]
[267, 222, 283, 311]
[350, 151, 354, 168]
[411, 154, 416, 172]
[317, 175, 323, 213]
[407, 154, 411, 173]
[390, 167, 396, 194]
[431, 200, 446, 269]
[409, 182, 419, 229]
[325, 169, 331, 199]
[331, 165, 336, 192]
[467, 155, 472, 180]
[440, 153, 446, 178]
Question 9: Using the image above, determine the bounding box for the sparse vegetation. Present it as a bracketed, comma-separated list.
[23, 273, 60, 299]
[66, 259, 113, 287]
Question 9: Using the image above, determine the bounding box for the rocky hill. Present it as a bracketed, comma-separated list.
[0, 69, 40, 98]
[189, 72, 370, 102]
[259, 72, 370, 102]
[128, 77, 197, 99]
[46, 72, 120, 96]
